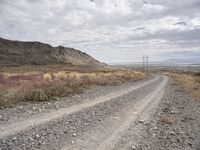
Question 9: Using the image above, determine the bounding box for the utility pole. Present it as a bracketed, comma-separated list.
[143, 56, 145, 72]
[142, 55, 149, 73]
[188, 64, 192, 73]
[146, 55, 148, 73]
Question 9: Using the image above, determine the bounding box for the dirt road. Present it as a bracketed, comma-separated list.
[0, 75, 199, 150]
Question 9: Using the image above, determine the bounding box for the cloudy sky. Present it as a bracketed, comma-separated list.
[0, 0, 200, 63]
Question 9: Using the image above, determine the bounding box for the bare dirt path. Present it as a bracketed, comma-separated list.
[95, 77, 167, 150]
[0, 76, 159, 139]
[0, 75, 172, 150]
[62, 76, 168, 150]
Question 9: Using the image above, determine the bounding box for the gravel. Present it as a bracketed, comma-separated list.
[113, 78, 200, 150]
[137, 78, 200, 150]
[0, 76, 159, 150]
[1, 76, 198, 150]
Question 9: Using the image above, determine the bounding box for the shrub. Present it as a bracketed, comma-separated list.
[67, 72, 81, 80]
[27, 89, 48, 101]
[165, 72, 200, 99]
[43, 73, 52, 81]
[0, 69, 146, 106]
[53, 71, 67, 80]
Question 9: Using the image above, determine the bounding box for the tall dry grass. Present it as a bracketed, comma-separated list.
[0, 70, 145, 106]
[165, 72, 200, 99]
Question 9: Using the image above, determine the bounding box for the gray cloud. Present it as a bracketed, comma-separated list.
[0, 0, 200, 63]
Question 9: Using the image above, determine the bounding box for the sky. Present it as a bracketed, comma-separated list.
[0, 0, 200, 63]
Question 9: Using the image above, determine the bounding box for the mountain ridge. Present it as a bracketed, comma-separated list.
[0, 37, 104, 67]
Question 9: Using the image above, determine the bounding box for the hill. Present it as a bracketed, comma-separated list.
[0, 37, 103, 67]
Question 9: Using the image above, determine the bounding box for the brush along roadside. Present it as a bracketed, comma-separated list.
[0, 70, 145, 106]
[164, 72, 200, 99]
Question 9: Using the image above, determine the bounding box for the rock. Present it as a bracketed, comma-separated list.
[64, 131, 67, 134]
[35, 134, 40, 138]
[131, 146, 136, 150]
[139, 120, 144, 123]
[160, 116, 176, 124]
[170, 110, 176, 114]
[12, 137, 17, 140]
[38, 108, 42, 112]
[27, 111, 32, 114]
[28, 137, 34, 141]
[162, 107, 169, 112]
[32, 107, 37, 111]
[176, 138, 180, 143]
[72, 133, 77, 137]
[113, 116, 119, 119]
[188, 142, 192, 146]
[42, 141, 46, 145]
[178, 131, 184, 135]
[144, 121, 150, 125]
[169, 131, 175, 135]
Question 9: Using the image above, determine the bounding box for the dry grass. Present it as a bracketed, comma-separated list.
[0, 64, 114, 74]
[53, 71, 68, 80]
[0, 69, 146, 106]
[43, 73, 53, 81]
[164, 72, 200, 99]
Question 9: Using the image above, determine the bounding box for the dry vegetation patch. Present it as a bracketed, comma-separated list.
[0, 69, 145, 106]
[164, 72, 200, 99]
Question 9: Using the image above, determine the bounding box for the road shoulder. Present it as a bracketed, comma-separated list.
[136, 78, 200, 150]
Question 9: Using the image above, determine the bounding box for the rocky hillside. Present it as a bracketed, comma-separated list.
[0, 37, 103, 67]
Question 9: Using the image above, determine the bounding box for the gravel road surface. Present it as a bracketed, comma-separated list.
[0, 75, 199, 150]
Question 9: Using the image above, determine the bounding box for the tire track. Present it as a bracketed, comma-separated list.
[61, 76, 168, 150]
[96, 76, 168, 150]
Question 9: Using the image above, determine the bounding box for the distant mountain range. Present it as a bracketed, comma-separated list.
[0, 37, 104, 67]
[160, 58, 200, 64]
[108, 57, 200, 66]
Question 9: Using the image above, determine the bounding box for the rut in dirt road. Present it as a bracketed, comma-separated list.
[62, 76, 168, 150]
[96, 76, 168, 150]
[0, 76, 159, 139]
